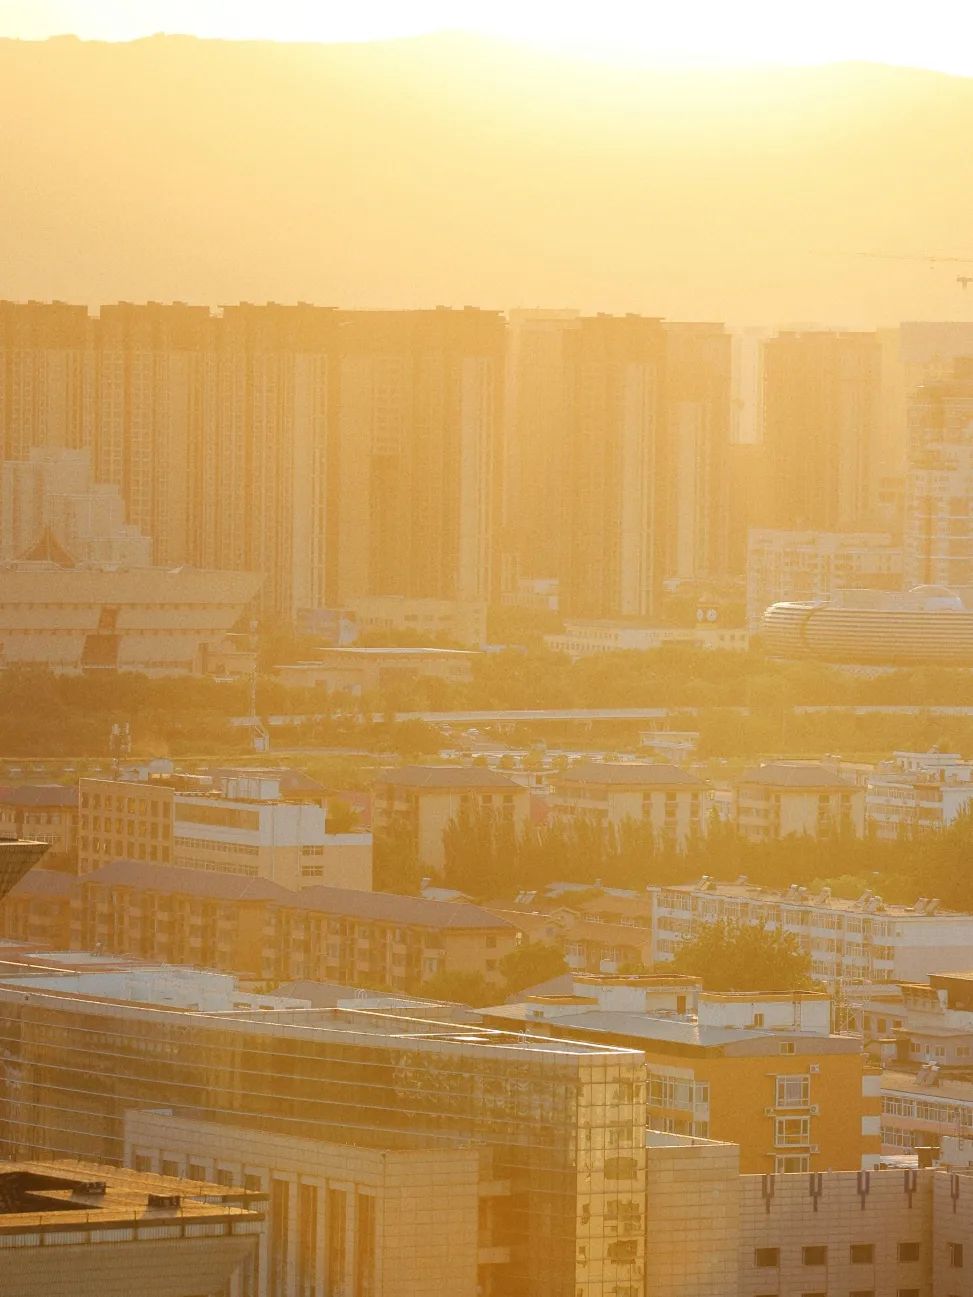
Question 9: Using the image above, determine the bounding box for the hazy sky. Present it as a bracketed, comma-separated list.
[3, 0, 973, 75]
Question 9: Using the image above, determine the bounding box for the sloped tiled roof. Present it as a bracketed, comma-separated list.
[376, 765, 522, 790]
[0, 784, 77, 808]
[80, 861, 513, 931]
[296, 885, 515, 931]
[6, 868, 78, 898]
[556, 762, 702, 787]
[738, 762, 855, 789]
[82, 860, 292, 904]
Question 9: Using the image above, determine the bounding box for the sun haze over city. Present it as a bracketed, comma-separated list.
[6, 4, 973, 1297]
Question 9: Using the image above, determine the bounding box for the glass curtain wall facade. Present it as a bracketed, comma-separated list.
[0, 993, 646, 1297]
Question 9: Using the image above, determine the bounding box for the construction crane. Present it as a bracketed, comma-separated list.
[854, 250, 973, 291]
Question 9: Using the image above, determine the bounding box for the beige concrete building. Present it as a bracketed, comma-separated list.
[79, 769, 371, 891]
[125, 1112, 480, 1297]
[0, 1159, 264, 1297]
[651, 878, 973, 987]
[734, 760, 865, 841]
[274, 646, 477, 697]
[373, 765, 531, 873]
[0, 562, 260, 674]
[41, 860, 514, 990]
[549, 761, 706, 846]
[0, 784, 77, 871]
[345, 595, 488, 647]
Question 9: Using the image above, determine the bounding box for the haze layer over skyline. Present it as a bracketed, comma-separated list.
[5, 0, 973, 76]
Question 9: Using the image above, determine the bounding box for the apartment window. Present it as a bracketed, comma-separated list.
[778, 1041, 797, 1055]
[753, 1012, 765, 1028]
[775, 1116, 810, 1147]
[949, 1242, 964, 1268]
[898, 1243, 920, 1263]
[161, 1160, 179, 1178]
[851, 1243, 875, 1264]
[776, 1074, 811, 1108]
[775, 1154, 809, 1173]
[802, 1246, 827, 1266]
[188, 1163, 206, 1182]
[133, 1154, 152, 1173]
[243, 1174, 262, 1193]
[754, 1247, 780, 1268]
[607, 1240, 639, 1263]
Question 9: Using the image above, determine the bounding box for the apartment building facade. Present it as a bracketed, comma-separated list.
[651, 879, 973, 987]
[866, 751, 973, 840]
[0, 859, 516, 990]
[905, 359, 973, 590]
[78, 770, 370, 890]
[745, 527, 902, 630]
[0, 302, 505, 619]
[548, 761, 707, 847]
[759, 329, 884, 532]
[373, 765, 531, 873]
[486, 976, 880, 1174]
[0, 784, 77, 871]
[734, 760, 865, 841]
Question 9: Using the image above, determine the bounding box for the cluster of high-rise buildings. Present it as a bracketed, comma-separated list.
[6, 301, 972, 640]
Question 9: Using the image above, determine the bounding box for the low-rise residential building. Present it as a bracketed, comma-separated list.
[866, 750, 973, 839]
[373, 765, 530, 873]
[79, 768, 371, 890]
[485, 886, 654, 975]
[651, 878, 973, 987]
[881, 1067, 973, 1154]
[0, 861, 517, 991]
[343, 595, 487, 648]
[544, 620, 749, 657]
[273, 646, 476, 694]
[484, 974, 880, 1174]
[0, 784, 77, 870]
[734, 760, 866, 841]
[549, 761, 707, 846]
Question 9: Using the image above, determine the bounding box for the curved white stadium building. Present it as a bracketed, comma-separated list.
[762, 586, 973, 665]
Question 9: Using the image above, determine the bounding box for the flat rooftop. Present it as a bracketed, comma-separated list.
[0, 1160, 264, 1239]
[657, 880, 967, 919]
[0, 973, 642, 1064]
[483, 1005, 860, 1054]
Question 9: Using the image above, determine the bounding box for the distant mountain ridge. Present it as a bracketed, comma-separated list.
[1, 33, 972, 325]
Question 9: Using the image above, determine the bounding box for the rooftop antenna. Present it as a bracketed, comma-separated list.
[109, 721, 130, 779]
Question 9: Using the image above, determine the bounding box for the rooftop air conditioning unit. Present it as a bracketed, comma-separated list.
[809, 1064, 821, 1073]
[808, 1104, 820, 1115]
[764, 1107, 776, 1117]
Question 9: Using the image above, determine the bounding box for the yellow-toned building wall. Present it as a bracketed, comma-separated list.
[643, 1043, 870, 1174]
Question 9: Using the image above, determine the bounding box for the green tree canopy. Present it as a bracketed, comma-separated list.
[668, 919, 815, 992]
[499, 941, 568, 998]
[420, 970, 496, 1007]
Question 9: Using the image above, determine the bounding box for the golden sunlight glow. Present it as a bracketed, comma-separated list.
[5, 0, 973, 75]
